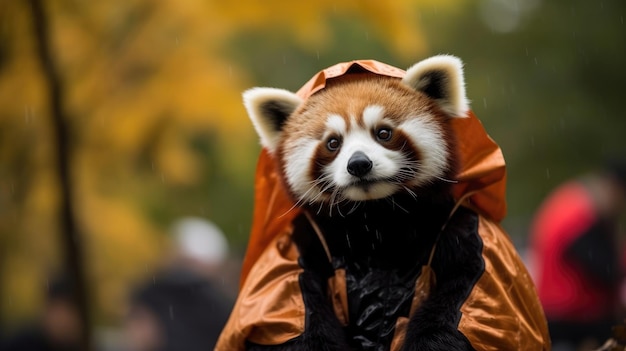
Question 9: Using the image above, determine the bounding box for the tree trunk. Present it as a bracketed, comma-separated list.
[26, 1, 92, 350]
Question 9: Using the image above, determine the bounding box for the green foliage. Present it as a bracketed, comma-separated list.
[420, 0, 626, 236]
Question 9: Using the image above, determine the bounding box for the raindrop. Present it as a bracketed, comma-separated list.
[534, 57, 538, 65]
[24, 105, 32, 124]
[169, 305, 174, 320]
[365, 224, 369, 232]
[365, 31, 369, 41]
[530, 136, 535, 147]
[316, 51, 320, 60]
[483, 98, 488, 109]
[346, 234, 352, 248]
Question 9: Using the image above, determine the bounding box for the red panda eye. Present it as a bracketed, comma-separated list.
[327, 138, 341, 151]
[376, 128, 392, 141]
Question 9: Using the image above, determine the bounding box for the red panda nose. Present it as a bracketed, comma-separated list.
[347, 151, 373, 177]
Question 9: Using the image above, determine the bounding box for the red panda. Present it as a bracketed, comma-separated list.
[225, 56, 548, 351]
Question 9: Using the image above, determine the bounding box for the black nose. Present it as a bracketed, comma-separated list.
[347, 151, 373, 177]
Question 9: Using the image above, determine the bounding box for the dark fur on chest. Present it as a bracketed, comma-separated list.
[296, 187, 455, 264]
[247, 194, 484, 351]
[316, 195, 450, 267]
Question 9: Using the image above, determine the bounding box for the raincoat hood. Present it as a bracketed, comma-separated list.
[240, 60, 507, 286]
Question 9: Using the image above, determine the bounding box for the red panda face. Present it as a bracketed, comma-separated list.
[244, 55, 470, 206]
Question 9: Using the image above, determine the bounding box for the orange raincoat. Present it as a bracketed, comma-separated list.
[216, 60, 550, 350]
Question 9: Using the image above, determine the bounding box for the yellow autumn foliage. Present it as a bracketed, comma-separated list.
[0, 0, 459, 326]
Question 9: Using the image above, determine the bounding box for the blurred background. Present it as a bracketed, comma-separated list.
[0, 0, 625, 349]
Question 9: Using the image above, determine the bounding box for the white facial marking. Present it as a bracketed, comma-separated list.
[363, 105, 384, 129]
[343, 182, 398, 201]
[325, 114, 346, 135]
[283, 137, 322, 201]
[398, 115, 449, 185]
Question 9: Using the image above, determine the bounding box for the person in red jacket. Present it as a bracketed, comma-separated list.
[530, 159, 626, 350]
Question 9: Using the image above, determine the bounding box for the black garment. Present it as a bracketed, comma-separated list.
[130, 267, 233, 351]
[0, 325, 79, 351]
[565, 218, 621, 287]
[549, 318, 615, 350]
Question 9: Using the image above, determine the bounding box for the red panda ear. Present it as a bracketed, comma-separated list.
[402, 55, 470, 118]
[243, 87, 303, 153]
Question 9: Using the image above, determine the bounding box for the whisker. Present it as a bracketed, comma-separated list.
[328, 188, 341, 217]
[316, 201, 324, 215]
[278, 202, 301, 218]
[433, 175, 458, 184]
[402, 185, 418, 200]
[347, 201, 361, 215]
[279, 182, 322, 218]
[387, 197, 409, 213]
[336, 200, 345, 217]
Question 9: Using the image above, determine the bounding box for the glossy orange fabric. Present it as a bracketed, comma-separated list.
[220, 231, 305, 349]
[216, 60, 549, 350]
[456, 216, 550, 350]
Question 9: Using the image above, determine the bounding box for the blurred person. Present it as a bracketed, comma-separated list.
[123, 217, 233, 351]
[529, 158, 626, 350]
[0, 274, 82, 351]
